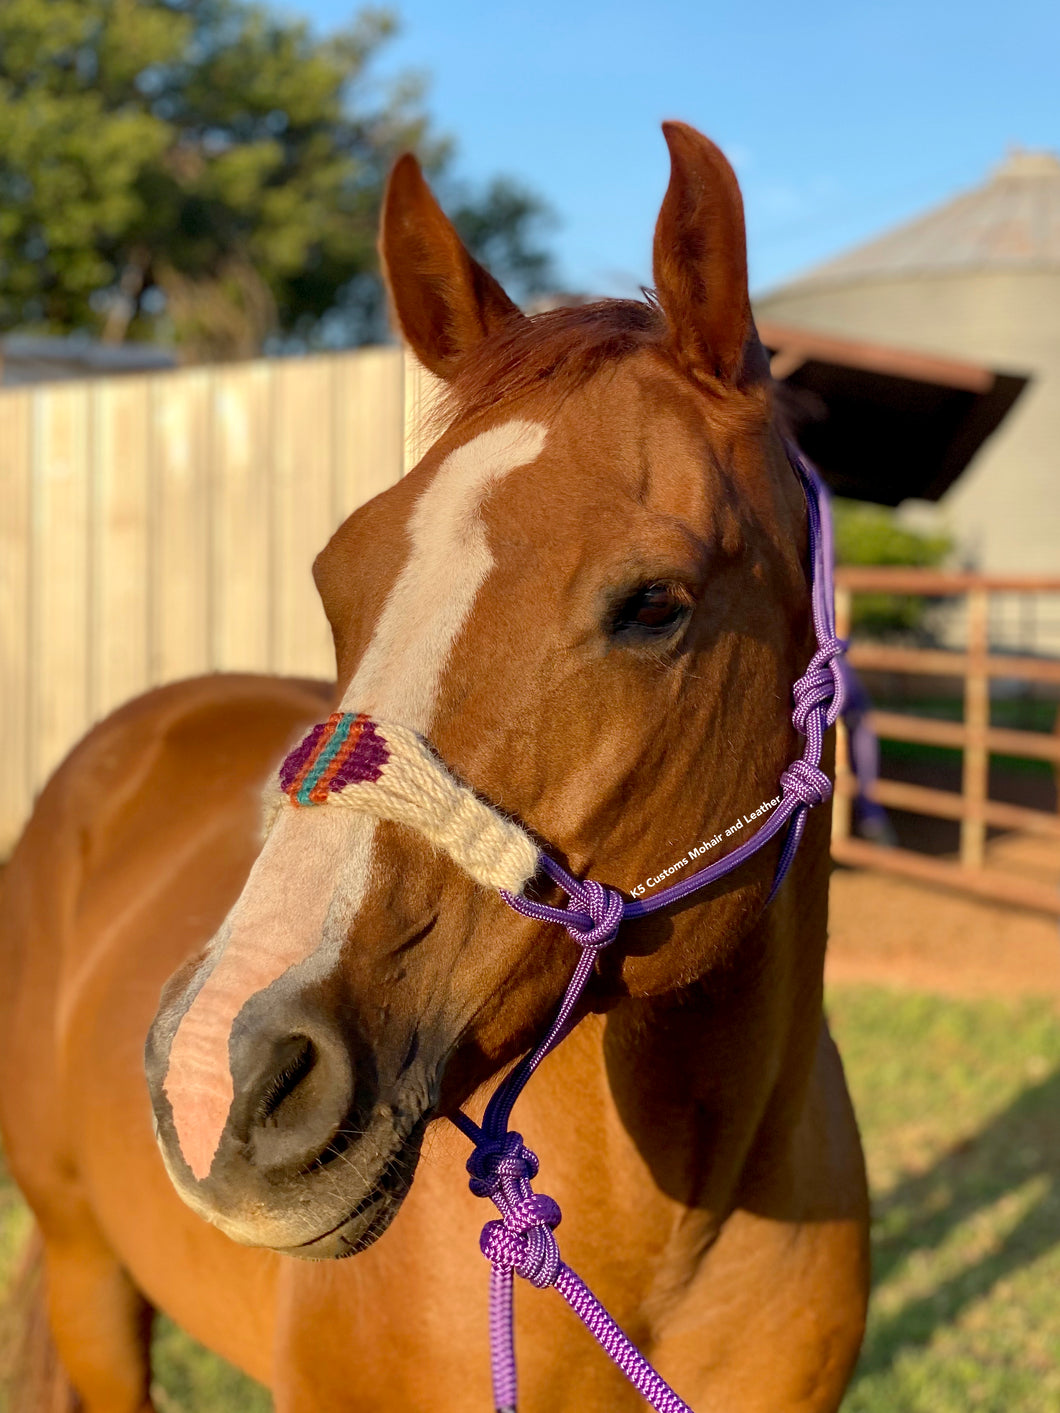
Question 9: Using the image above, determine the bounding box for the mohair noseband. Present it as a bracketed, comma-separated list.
[271, 710, 540, 894]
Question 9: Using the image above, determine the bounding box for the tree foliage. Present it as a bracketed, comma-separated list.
[0, 0, 556, 358]
[833, 498, 952, 638]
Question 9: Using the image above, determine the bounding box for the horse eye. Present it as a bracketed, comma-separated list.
[611, 582, 689, 636]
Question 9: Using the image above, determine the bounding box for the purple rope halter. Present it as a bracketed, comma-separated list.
[452, 443, 847, 1413]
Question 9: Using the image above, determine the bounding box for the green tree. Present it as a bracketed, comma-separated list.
[0, 0, 556, 358]
[833, 498, 952, 638]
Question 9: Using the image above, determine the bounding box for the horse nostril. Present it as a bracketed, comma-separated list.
[233, 1026, 356, 1178]
[254, 1036, 317, 1127]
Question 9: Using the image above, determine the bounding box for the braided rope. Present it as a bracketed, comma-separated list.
[455, 888, 693, 1413]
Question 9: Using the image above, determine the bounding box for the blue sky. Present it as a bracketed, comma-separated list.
[283, 0, 1059, 297]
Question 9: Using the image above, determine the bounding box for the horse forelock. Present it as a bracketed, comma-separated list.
[433, 299, 666, 435]
[163, 418, 549, 1181]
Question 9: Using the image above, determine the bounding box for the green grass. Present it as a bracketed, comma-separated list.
[828, 988, 1060, 1412]
[2, 988, 1058, 1410]
[151, 1315, 270, 1412]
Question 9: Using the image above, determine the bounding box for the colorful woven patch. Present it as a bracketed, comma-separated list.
[279, 712, 389, 807]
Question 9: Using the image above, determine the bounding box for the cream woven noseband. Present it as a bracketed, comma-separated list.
[265, 711, 539, 894]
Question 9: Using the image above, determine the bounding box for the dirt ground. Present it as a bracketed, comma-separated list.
[827, 830, 1060, 1003]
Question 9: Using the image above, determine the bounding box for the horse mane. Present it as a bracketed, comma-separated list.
[435, 297, 667, 430]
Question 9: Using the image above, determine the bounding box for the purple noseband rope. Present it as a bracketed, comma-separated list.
[453, 444, 847, 1413]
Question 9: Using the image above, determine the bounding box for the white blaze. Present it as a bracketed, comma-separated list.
[341, 419, 548, 728]
[165, 419, 547, 1179]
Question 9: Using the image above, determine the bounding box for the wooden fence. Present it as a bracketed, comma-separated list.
[832, 567, 1060, 915]
[6, 375, 1060, 920]
[0, 347, 440, 854]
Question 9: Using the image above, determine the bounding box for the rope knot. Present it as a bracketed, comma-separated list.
[780, 759, 832, 808]
[792, 637, 847, 733]
[563, 878, 625, 950]
[466, 1130, 539, 1199]
[479, 1192, 563, 1289]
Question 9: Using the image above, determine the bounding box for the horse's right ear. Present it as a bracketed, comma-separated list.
[379, 154, 525, 380]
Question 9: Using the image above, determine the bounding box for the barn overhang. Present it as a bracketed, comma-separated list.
[757, 320, 1028, 505]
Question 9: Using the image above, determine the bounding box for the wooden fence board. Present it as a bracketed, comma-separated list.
[404, 353, 441, 472]
[271, 357, 336, 678]
[836, 567, 1060, 595]
[151, 369, 213, 684]
[92, 377, 152, 719]
[1, 347, 409, 853]
[833, 837, 1060, 917]
[836, 567, 1060, 915]
[847, 642, 1060, 685]
[33, 385, 92, 786]
[837, 774, 1060, 838]
[211, 362, 273, 672]
[0, 391, 32, 837]
[335, 347, 405, 516]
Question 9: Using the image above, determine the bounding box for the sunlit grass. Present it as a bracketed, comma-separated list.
[151, 1314, 270, 1412]
[829, 987, 1060, 1411]
[2, 987, 1058, 1410]
[0, 1153, 31, 1298]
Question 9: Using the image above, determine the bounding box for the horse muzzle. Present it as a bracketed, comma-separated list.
[145, 974, 435, 1257]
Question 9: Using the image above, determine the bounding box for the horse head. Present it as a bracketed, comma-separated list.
[145, 123, 817, 1258]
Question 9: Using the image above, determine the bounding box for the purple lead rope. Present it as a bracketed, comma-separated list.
[453, 445, 846, 1413]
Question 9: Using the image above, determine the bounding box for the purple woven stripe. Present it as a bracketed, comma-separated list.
[278, 713, 389, 799]
[489, 1264, 517, 1411]
[278, 721, 328, 793]
[331, 720, 389, 789]
[457, 886, 627, 1413]
[457, 896, 691, 1413]
[555, 1266, 692, 1413]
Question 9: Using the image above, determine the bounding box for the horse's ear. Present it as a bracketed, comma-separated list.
[652, 122, 761, 387]
[379, 153, 525, 380]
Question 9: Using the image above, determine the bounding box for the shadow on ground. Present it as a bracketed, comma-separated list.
[850, 1063, 1060, 1385]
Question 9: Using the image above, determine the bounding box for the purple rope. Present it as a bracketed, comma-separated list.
[452, 881, 689, 1412]
[455, 444, 846, 1413]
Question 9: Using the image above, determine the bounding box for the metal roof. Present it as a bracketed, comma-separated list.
[777, 149, 1060, 289]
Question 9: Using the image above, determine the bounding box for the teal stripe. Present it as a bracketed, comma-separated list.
[296, 714, 354, 805]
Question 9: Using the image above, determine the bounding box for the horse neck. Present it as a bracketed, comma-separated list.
[594, 801, 833, 1220]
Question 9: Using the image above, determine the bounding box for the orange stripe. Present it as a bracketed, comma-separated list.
[308, 714, 367, 803]
[289, 713, 342, 804]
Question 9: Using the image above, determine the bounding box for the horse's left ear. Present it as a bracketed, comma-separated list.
[380, 153, 526, 380]
[652, 122, 762, 387]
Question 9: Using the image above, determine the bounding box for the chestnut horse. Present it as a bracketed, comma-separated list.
[0, 123, 869, 1412]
